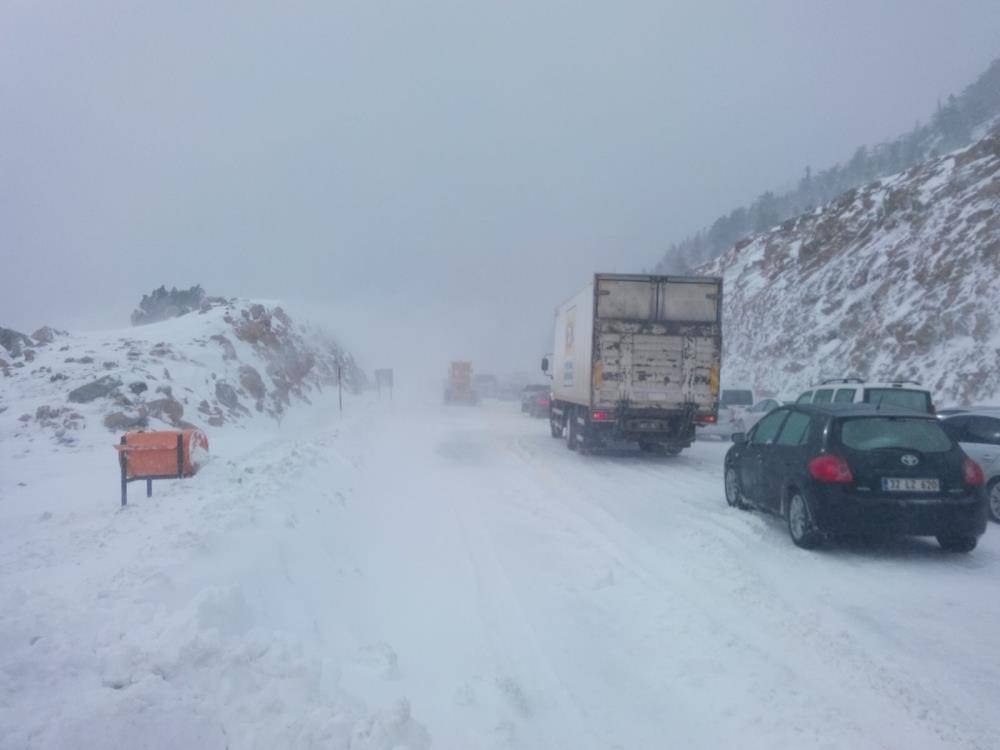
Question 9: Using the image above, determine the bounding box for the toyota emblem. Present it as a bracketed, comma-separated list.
[901, 454, 919, 466]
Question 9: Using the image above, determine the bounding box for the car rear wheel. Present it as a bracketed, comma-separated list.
[988, 478, 1000, 523]
[937, 535, 978, 553]
[724, 467, 748, 510]
[787, 492, 822, 549]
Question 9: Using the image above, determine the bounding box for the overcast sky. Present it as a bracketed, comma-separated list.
[2, 1, 998, 377]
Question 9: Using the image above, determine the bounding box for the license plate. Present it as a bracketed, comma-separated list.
[881, 478, 940, 492]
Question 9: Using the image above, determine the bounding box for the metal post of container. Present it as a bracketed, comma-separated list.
[338, 362, 343, 415]
[120, 436, 128, 507]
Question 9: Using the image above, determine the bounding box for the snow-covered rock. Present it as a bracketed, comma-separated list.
[701, 125, 1000, 405]
[0, 300, 366, 450]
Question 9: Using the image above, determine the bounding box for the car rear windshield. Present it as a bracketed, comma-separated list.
[721, 390, 753, 406]
[839, 417, 953, 453]
[863, 388, 931, 413]
[524, 385, 549, 392]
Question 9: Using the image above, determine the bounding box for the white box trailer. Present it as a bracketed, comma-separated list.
[543, 273, 722, 454]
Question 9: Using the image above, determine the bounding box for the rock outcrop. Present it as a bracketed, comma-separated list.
[0, 327, 34, 358]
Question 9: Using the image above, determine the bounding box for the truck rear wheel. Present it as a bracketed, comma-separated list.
[550, 415, 563, 438]
[566, 408, 578, 451]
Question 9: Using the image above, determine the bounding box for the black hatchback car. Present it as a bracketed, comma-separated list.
[724, 404, 988, 551]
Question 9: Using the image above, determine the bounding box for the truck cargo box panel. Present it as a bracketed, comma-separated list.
[550, 273, 722, 417]
[595, 321, 719, 409]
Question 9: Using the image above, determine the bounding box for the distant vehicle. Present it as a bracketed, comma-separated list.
[444, 361, 479, 404]
[520, 384, 551, 417]
[742, 398, 784, 431]
[724, 403, 987, 551]
[474, 373, 499, 399]
[941, 412, 1000, 522]
[937, 405, 1000, 418]
[796, 378, 934, 414]
[497, 383, 522, 401]
[697, 388, 757, 439]
[543, 274, 722, 455]
[936, 407, 969, 418]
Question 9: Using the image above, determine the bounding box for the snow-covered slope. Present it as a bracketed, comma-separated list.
[0, 300, 365, 453]
[701, 125, 1000, 404]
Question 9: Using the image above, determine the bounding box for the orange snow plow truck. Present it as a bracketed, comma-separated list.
[444, 361, 479, 404]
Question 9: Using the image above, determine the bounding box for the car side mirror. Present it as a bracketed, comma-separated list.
[541, 357, 549, 373]
[731, 432, 747, 445]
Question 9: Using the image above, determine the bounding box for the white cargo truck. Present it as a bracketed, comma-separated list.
[542, 273, 723, 455]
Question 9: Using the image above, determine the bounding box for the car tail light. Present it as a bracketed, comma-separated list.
[592, 410, 613, 421]
[697, 414, 718, 424]
[808, 455, 854, 483]
[964, 458, 985, 487]
[538, 398, 550, 407]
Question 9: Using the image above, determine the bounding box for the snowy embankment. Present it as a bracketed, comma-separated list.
[701, 125, 1000, 404]
[0, 298, 363, 452]
[1, 392, 430, 749]
[3, 399, 1000, 749]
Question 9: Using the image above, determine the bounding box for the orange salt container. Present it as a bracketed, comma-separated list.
[114, 429, 209, 505]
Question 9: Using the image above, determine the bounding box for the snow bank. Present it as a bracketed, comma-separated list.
[0, 393, 430, 750]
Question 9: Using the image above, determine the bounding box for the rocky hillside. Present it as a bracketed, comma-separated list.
[701, 125, 1000, 406]
[658, 57, 1000, 273]
[0, 300, 365, 448]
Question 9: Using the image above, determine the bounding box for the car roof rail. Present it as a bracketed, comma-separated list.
[819, 377, 864, 385]
[886, 380, 923, 387]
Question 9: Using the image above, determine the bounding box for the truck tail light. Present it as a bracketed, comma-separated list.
[538, 398, 550, 407]
[697, 414, 717, 424]
[808, 455, 854, 483]
[964, 458, 985, 487]
[592, 410, 613, 421]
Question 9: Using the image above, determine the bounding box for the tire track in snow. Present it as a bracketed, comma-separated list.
[500, 425, 998, 750]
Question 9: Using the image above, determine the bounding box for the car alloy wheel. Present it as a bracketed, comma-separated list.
[787, 492, 821, 549]
[989, 479, 1000, 523]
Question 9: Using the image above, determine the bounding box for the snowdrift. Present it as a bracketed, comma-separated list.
[702, 125, 1000, 405]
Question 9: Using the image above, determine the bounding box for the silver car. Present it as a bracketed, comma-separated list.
[942, 410, 1000, 522]
[698, 388, 755, 440]
[741, 398, 784, 432]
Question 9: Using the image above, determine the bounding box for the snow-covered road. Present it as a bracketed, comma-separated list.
[2, 398, 999, 749]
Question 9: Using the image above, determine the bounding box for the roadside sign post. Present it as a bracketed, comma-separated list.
[338, 362, 343, 415]
[375, 369, 394, 401]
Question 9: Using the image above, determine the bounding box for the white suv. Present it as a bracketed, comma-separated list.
[796, 378, 935, 414]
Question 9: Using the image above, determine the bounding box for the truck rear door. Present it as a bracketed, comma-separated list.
[593, 277, 720, 411]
